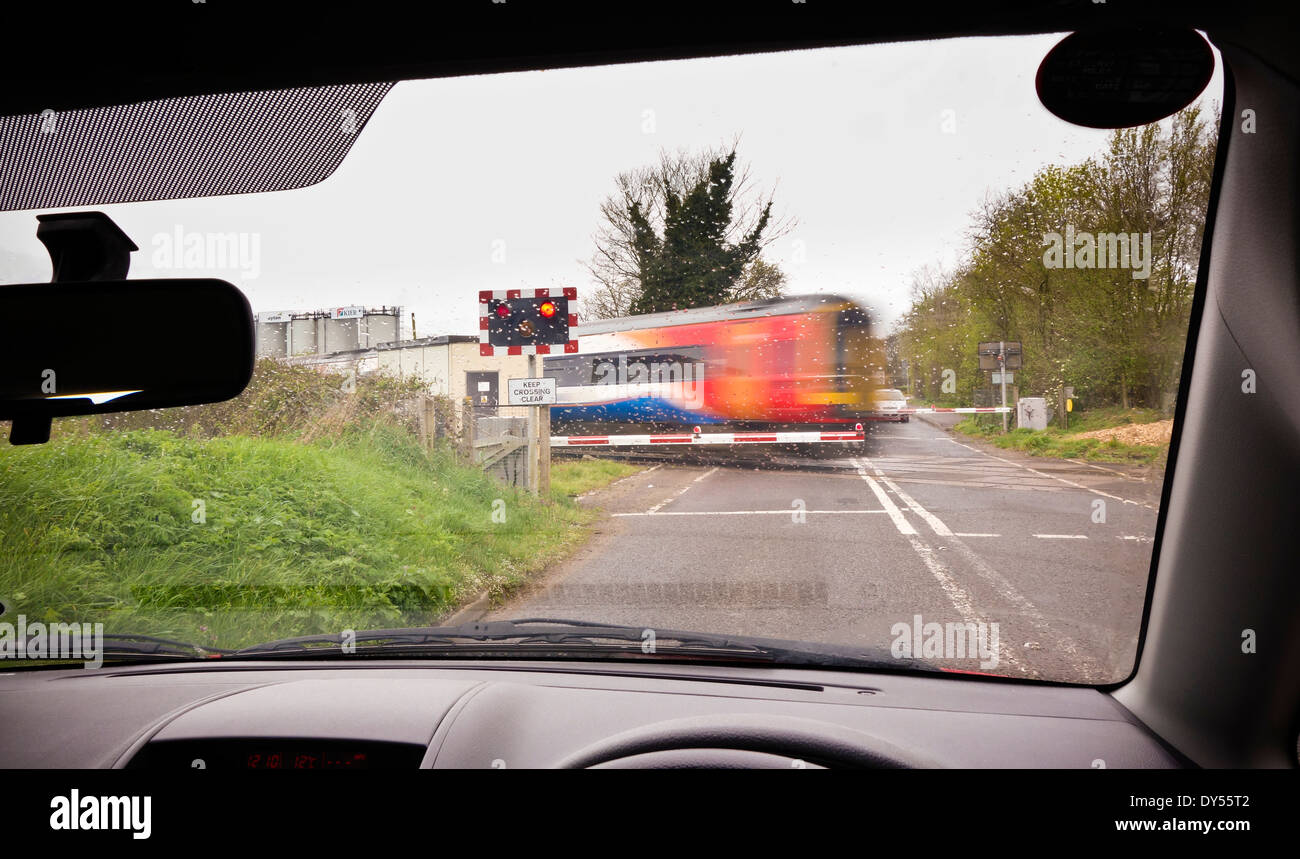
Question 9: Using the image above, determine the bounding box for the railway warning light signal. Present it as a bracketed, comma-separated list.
[482, 293, 572, 348]
[855, 422, 864, 433]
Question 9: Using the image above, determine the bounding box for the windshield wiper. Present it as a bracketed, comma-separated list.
[6, 633, 230, 667]
[228, 617, 904, 670]
[98, 634, 230, 660]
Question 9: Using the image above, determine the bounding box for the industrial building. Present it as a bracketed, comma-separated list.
[255, 306, 402, 358]
[288, 334, 528, 407]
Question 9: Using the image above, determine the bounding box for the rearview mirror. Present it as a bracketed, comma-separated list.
[0, 278, 255, 444]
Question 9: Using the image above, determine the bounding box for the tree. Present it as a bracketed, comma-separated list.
[891, 104, 1218, 414]
[731, 257, 787, 303]
[582, 143, 793, 319]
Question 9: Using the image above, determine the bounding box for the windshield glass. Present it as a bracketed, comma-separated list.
[0, 35, 1222, 682]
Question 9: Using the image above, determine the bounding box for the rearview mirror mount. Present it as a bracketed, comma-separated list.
[1, 212, 255, 445]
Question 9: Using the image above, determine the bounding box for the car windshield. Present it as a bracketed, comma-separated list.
[0, 34, 1221, 683]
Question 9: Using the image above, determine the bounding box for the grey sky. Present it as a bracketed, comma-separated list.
[0, 34, 1222, 335]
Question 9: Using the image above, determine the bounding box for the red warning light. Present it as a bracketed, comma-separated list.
[854, 423, 864, 432]
[539, 301, 557, 318]
[494, 304, 511, 319]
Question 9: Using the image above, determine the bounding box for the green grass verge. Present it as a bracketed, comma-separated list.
[953, 408, 1167, 466]
[549, 458, 642, 502]
[0, 425, 636, 650]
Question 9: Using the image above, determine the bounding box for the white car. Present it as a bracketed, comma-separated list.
[874, 388, 909, 422]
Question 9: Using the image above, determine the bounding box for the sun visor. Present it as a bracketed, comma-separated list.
[0, 82, 393, 211]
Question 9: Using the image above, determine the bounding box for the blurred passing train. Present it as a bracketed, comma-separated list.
[544, 294, 887, 432]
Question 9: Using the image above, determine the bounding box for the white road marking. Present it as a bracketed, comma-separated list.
[856, 454, 1099, 683]
[859, 457, 953, 536]
[944, 438, 1156, 510]
[850, 457, 1029, 677]
[614, 509, 889, 517]
[1118, 535, 1153, 542]
[850, 458, 915, 535]
[955, 533, 1000, 537]
[644, 466, 717, 514]
[1033, 534, 1088, 539]
[900, 531, 1030, 676]
[578, 464, 661, 498]
[1064, 458, 1147, 482]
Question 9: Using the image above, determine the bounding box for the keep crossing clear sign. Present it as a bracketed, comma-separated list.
[507, 377, 556, 405]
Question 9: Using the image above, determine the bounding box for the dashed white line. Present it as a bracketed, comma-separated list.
[644, 466, 717, 514]
[1033, 534, 1088, 539]
[955, 533, 1000, 538]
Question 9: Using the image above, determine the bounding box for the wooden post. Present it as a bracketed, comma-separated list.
[538, 401, 551, 498]
[416, 394, 429, 449]
[459, 397, 474, 461]
[526, 355, 539, 496]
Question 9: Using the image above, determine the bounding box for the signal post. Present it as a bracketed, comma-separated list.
[479, 288, 577, 497]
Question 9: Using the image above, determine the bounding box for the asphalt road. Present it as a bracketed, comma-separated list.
[487, 418, 1163, 683]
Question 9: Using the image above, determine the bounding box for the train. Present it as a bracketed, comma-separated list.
[543, 294, 888, 433]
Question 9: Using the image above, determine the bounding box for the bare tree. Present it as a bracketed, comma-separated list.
[581, 140, 796, 320]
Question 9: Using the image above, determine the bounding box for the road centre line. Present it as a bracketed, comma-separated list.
[1034, 534, 1089, 539]
[855, 455, 1098, 682]
[850, 459, 916, 535]
[644, 466, 717, 514]
[859, 458, 953, 537]
[849, 458, 1027, 675]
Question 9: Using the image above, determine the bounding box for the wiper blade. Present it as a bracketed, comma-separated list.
[229, 618, 902, 670]
[98, 634, 229, 659]
[7, 634, 229, 666]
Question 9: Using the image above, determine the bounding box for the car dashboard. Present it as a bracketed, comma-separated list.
[0, 660, 1185, 769]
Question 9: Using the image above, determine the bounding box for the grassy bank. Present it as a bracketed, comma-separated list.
[0, 424, 636, 650]
[954, 407, 1169, 466]
[550, 457, 642, 501]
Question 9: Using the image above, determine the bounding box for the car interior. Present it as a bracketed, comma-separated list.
[0, 0, 1297, 783]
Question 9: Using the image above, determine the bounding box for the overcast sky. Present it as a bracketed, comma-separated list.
[0, 34, 1222, 336]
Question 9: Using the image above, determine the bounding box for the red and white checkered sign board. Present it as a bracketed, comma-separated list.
[478, 287, 578, 356]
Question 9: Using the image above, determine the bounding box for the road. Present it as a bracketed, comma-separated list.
[487, 418, 1162, 683]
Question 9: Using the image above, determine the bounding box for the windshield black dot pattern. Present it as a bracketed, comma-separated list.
[0, 82, 394, 212]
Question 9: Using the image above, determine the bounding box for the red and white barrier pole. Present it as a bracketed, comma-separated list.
[552, 423, 866, 447]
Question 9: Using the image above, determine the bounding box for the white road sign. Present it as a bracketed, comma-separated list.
[507, 377, 556, 406]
